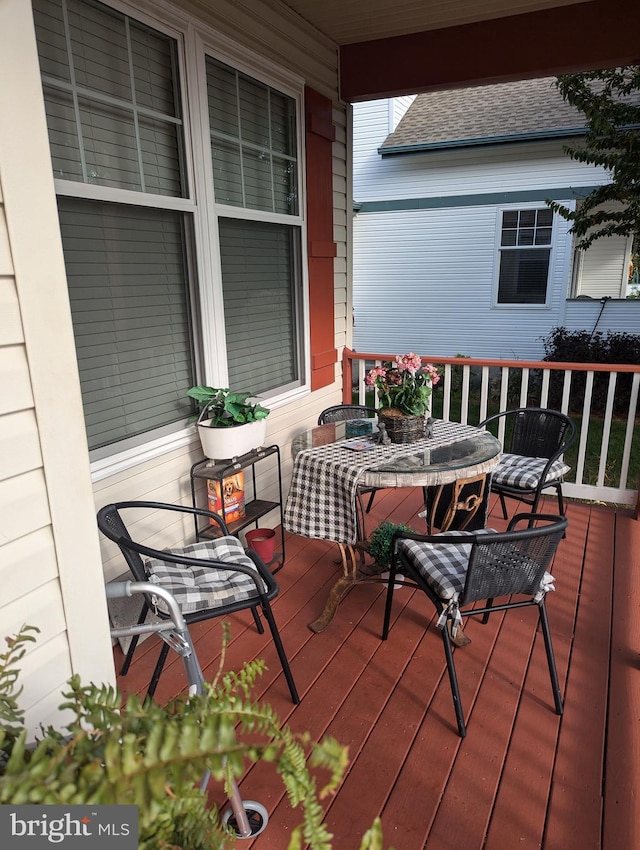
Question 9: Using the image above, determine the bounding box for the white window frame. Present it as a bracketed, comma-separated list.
[493, 205, 555, 308]
[188, 29, 309, 404]
[37, 0, 311, 479]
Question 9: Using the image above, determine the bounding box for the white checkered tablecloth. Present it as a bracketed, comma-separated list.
[284, 420, 484, 545]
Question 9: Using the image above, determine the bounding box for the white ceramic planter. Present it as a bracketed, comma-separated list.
[197, 418, 267, 461]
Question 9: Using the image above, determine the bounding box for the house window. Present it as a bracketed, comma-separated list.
[497, 209, 553, 304]
[206, 57, 303, 395]
[33, 0, 306, 456]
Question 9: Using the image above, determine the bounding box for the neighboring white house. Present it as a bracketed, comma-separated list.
[352, 79, 640, 360]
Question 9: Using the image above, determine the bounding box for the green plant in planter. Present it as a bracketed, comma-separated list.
[0, 627, 389, 850]
[367, 520, 416, 570]
[188, 385, 270, 427]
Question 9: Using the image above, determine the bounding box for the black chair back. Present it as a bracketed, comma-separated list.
[318, 404, 377, 425]
[461, 516, 567, 605]
[506, 408, 575, 459]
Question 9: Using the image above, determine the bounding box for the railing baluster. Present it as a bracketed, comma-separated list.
[520, 367, 529, 407]
[620, 372, 640, 491]
[597, 373, 617, 488]
[341, 348, 639, 505]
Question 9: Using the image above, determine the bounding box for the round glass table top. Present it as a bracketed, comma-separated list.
[292, 419, 501, 477]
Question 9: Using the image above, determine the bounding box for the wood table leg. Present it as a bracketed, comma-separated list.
[308, 543, 359, 633]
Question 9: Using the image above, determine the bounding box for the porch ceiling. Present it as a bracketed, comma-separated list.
[278, 0, 584, 45]
[276, 0, 640, 101]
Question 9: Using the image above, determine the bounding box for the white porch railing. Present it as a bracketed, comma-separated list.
[342, 347, 640, 509]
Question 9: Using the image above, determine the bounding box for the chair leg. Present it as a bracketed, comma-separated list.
[251, 606, 265, 634]
[365, 491, 376, 513]
[538, 600, 563, 715]
[499, 491, 509, 520]
[146, 641, 171, 700]
[481, 598, 494, 625]
[441, 621, 466, 738]
[260, 602, 300, 705]
[381, 563, 398, 640]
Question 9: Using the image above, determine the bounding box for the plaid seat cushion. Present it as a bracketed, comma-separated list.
[492, 453, 570, 490]
[399, 529, 496, 601]
[145, 538, 265, 615]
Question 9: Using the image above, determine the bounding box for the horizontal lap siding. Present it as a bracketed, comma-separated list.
[0, 0, 115, 736]
[353, 139, 610, 202]
[0, 183, 72, 724]
[352, 205, 573, 359]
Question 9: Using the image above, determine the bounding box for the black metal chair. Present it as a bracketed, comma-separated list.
[318, 404, 380, 516]
[382, 513, 567, 737]
[478, 407, 576, 519]
[318, 404, 378, 425]
[98, 501, 299, 705]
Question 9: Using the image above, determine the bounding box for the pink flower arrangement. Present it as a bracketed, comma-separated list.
[366, 353, 440, 416]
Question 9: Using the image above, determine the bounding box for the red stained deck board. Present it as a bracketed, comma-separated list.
[544, 504, 614, 850]
[112, 493, 634, 850]
[483, 503, 591, 849]
[603, 512, 640, 850]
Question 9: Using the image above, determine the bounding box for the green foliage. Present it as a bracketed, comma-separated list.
[547, 66, 640, 250]
[542, 325, 640, 413]
[188, 385, 270, 427]
[367, 521, 416, 569]
[0, 628, 392, 850]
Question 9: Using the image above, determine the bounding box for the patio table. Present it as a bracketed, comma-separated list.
[284, 418, 501, 632]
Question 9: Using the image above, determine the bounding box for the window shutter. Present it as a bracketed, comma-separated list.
[305, 86, 337, 391]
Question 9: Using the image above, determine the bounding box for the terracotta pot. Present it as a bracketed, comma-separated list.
[245, 528, 276, 563]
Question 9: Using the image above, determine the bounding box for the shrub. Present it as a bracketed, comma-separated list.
[542, 327, 640, 414]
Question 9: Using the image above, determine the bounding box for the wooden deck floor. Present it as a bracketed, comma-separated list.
[114, 490, 640, 850]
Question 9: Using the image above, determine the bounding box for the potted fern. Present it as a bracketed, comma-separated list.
[0, 627, 387, 850]
[188, 385, 270, 460]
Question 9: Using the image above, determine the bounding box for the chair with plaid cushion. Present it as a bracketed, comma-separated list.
[382, 513, 567, 737]
[479, 407, 576, 519]
[98, 501, 299, 704]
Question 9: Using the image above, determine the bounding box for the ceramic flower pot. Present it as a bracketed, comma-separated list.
[197, 418, 267, 461]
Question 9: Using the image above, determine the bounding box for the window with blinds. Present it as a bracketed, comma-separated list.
[34, 0, 186, 196]
[59, 198, 194, 450]
[206, 57, 298, 215]
[34, 0, 307, 458]
[497, 209, 553, 304]
[219, 218, 301, 394]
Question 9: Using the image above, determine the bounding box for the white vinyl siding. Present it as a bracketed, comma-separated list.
[1, 0, 115, 736]
[573, 234, 633, 298]
[353, 204, 573, 360]
[353, 138, 611, 203]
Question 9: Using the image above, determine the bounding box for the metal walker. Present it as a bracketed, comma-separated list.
[106, 580, 268, 838]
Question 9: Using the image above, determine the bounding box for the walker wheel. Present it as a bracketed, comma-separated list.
[221, 800, 268, 838]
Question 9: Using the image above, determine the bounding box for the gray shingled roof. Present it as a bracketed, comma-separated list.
[380, 77, 587, 153]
